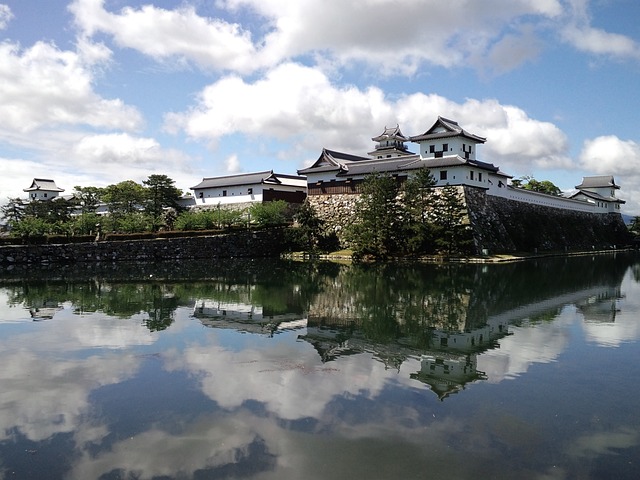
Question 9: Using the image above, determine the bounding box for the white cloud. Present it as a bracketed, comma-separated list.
[579, 135, 640, 213]
[561, 0, 640, 61]
[0, 4, 13, 30]
[563, 25, 640, 61]
[579, 136, 640, 176]
[70, 0, 565, 75]
[224, 154, 241, 173]
[0, 40, 141, 134]
[69, 0, 259, 72]
[166, 63, 571, 170]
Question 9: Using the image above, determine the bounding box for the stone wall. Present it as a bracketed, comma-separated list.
[464, 186, 631, 253]
[308, 188, 632, 254]
[0, 229, 293, 266]
[307, 194, 359, 243]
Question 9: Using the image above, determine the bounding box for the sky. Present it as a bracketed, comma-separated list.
[0, 0, 639, 213]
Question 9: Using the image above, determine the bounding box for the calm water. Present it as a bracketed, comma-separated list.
[0, 254, 639, 480]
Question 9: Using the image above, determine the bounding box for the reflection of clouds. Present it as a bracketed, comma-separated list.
[68, 313, 156, 348]
[0, 349, 139, 442]
[581, 273, 640, 347]
[164, 336, 394, 420]
[0, 309, 152, 443]
[69, 413, 263, 480]
[0, 291, 32, 322]
[477, 310, 573, 383]
[567, 427, 639, 459]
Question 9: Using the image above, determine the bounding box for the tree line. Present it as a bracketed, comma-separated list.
[1, 174, 294, 238]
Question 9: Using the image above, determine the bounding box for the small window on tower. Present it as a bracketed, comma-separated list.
[440, 171, 447, 181]
[248, 188, 253, 195]
[222, 190, 227, 197]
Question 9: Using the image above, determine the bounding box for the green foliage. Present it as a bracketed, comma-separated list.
[102, 180, 147, 216]
[516, 176, 562, 196]
[629, 216, 640, 236]
[9, 216, 51, 237]
[1, 197, 26, 223]
[402, 168, 438, 254]
[293, 200, 324, 252]
[347, 173, 403, 260]
[431, 184, 472, 256]
[250, 200, 290, 227]
[143, 174, 184, 230]
[73, 186, 103, 214]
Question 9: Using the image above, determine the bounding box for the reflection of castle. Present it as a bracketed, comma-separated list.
[29, 300, 62, 321]
[575, 287, 622, 323]
[411, 353, 486, 400]
[302, 315, 510, 400]
[192, 300, 307, 336]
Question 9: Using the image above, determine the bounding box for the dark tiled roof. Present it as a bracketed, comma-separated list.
[298, 148, 370, 175]
[190, 171, 304, 190]
[569, 190, 625, 204]
[575, 175, 619, 190]
[371, 124, 409, 142]
[410, 116, 486, 143]
[23, 178, 64, 192]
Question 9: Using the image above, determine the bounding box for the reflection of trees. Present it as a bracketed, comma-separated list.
[305, 253, 634, 348]
[1, 259, 328, 332]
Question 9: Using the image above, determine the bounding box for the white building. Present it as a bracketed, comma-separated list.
[23, 178, 65, 201]
[190, 170, 307, 208]
[298, 116, 624, 214]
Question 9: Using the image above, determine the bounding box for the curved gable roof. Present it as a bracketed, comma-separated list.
[410, 116, 486, 144]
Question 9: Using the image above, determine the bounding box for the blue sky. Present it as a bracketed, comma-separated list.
[1, 0, 639, 212]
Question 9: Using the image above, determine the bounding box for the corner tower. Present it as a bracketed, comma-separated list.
[410, 116, 486, 160]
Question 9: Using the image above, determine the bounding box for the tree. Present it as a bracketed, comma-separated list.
[249, 200, 290, 227]
[294, 200, 324, 252]
[142, 175, 183, 230]
[517, 176, 562, 196]
[402, 168, 438, 254]
[629, 216, 640, 236]
[1, 197, 26, 224]
[102, 180, 147, 217]
[431, 184, 472, 256]
[347, 173, 403, 260]
[73, 186, 104, 214]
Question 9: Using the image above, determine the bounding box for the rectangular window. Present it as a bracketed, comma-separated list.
[470, 171, 474, 180]
[248, 188, 253, 195]
[222, 190, 227, 197]
[429, 145, 435, 153]
[478, 172, 482, 182]
[443, 143, 448, 152]
[440, 171, 447, 180]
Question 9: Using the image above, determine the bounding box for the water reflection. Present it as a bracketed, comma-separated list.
[0, 253, 639, 479]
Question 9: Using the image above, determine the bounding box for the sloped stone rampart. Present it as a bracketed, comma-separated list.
[0, 229, 292, 266]
[463, 187, 631, 253]
[308, 189, 631, 254]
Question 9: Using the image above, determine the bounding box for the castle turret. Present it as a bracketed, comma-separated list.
[368, 125, 414, 159]
[410, 116, 485, 160]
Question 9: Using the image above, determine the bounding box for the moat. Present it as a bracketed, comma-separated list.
[0, 253, 638, 479]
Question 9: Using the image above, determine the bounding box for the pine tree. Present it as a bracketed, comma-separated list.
[347, 173, 402, 260]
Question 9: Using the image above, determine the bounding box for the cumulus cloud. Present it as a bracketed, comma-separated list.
[69, 0, 259, 72]
[166, 62, 571, 170]
[579, 135, 640, 212]
[70, 0, 565, 75]
[579, 136, 640, 176]
[0, 40, 141, 134]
